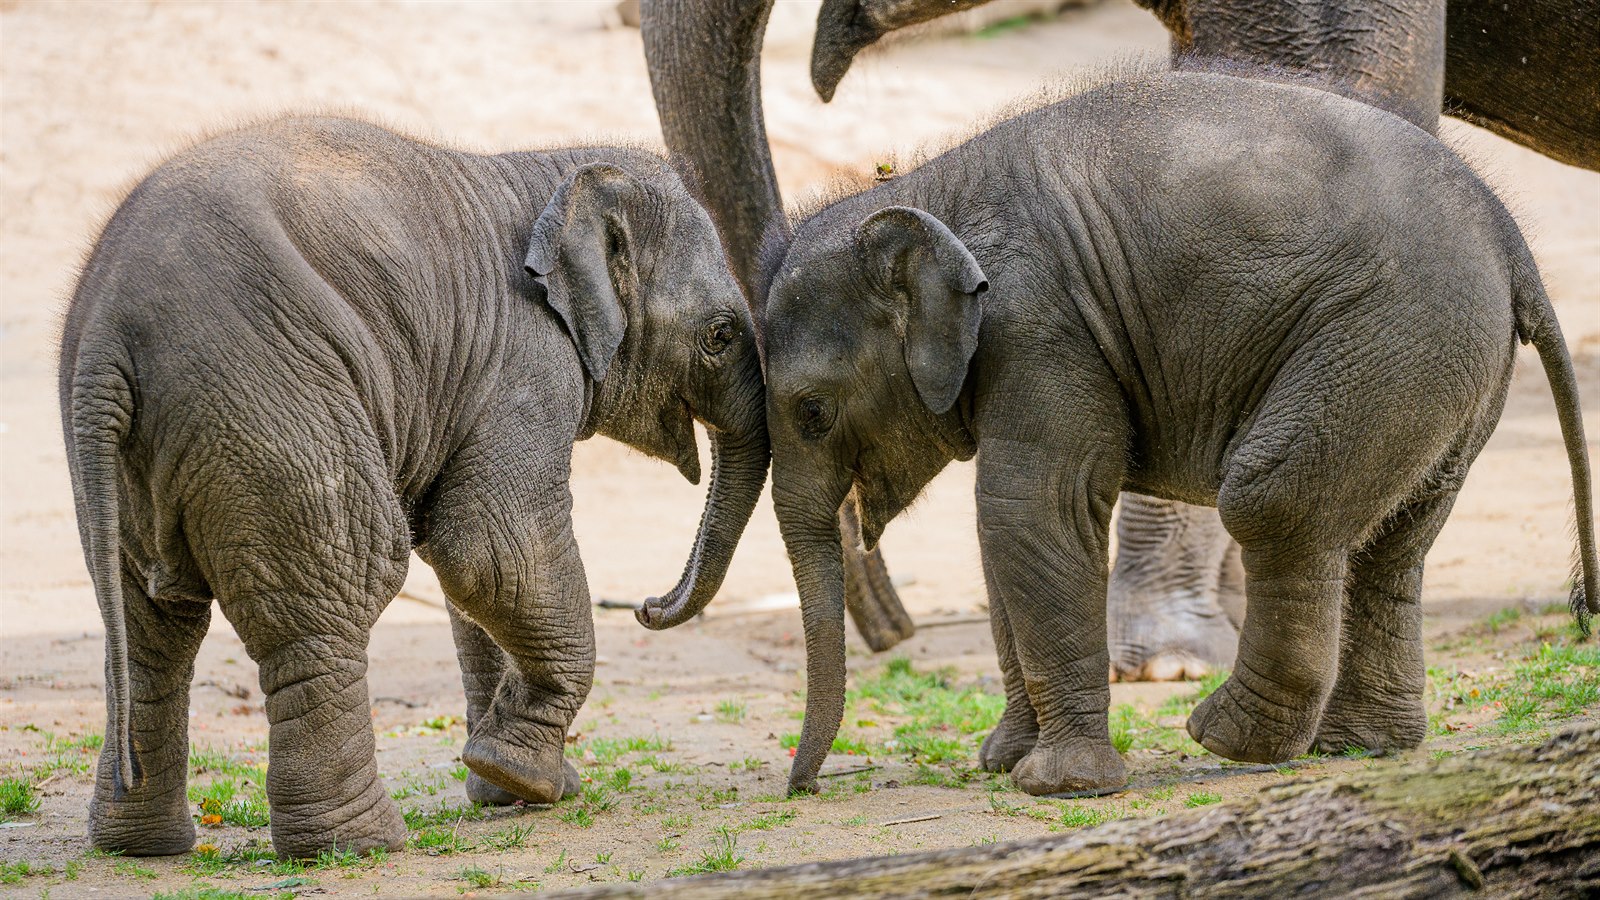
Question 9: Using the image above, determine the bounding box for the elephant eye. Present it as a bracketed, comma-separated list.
[797, 396, 834, 438]
[700, 316, 736, 355]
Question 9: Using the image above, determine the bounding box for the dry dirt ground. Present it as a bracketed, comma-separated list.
[2, 1, 1599, 897]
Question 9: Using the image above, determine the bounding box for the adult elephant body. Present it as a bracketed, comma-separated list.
[61, 117, 767, 858]
[640, 0, 1600, 678]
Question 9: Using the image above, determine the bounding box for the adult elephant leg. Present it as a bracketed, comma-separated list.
[88, 570, 210, 856]
[840, 491, 915, 652]
[444, 603, 521, 807]
[421, 424, 585, 806]
[1314, 486, 1460, 755]
[1107, 495, 1239, 681]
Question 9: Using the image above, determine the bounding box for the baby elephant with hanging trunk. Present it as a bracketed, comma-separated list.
[60, 117, 767, 857]
[758, 67, 1598, 796]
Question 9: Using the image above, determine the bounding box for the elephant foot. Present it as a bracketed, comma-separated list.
[466, 763, 579, 806]
[269, 778, 405, 860]
[462, 732, 575, 805]
[978, 708, 1039, 773]
[1312, 691, 1426, 756]
[88, 792, 196, 857]
[1109, 601, 1239, 682]
[1009, 738, 1126, 796]
[1186, 676, 1318, 764]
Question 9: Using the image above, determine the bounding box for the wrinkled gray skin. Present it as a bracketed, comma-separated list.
[641, 0, 1600, 680]
[761, 70, 1599, 795]
[59, 117, 767, 857]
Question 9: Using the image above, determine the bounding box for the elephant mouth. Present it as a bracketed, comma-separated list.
[671, 397, 703, 484]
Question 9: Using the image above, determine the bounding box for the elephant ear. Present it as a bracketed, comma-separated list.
[855, 206, 987, 414]
[525, 163, 641, 383]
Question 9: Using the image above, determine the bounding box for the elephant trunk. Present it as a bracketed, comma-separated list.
[811, 0, 991, 102]
[641, 0, 785, 317]
[635, 419, 770, 630]
[772, 466, 854, 794]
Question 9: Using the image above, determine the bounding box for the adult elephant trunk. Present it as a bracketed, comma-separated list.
[642, 0, 916, 652]
[811, 0, 990, 102]
[772, 464, 854, 795]
[640, 0, 785, 314]
[636, 421, 770, 630]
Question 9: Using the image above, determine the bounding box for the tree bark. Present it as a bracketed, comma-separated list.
[554, 723, 1600, 898]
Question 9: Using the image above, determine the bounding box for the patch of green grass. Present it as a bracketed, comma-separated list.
[739, 808, 797, 831]
[729, 756, 766, 773]
[904, 764, 973, 789]
[411, 825, 473, 855]
[663, 812, 693, 829]
[595, 849, 613, 864]
[668, 828, 743, 877]
[1106, 703, 1205, 756]
[543, 849, 570, 874]
[714, 699, 748, 724]
[1481, 605, 1524, 634]
[457, 865, 535, 891]
[113, 860, 158, 879]
[188, 745, 264, 781]
[1, 861, 58, 884]
[1155, 670, 1230, 719]
[390, 770, 452, 800]
[449, 764, 470, 782]
[31, 731, 104, 779]
[582, 782, 618, 811]
[0, 776, 40, 820]
[1431, 635, 1600, 735]
[484, 822, 536, 851]
[152, 888, 277, 900]
[1185, 791, 1223, 808]
[1054, 803, 1111, 828]
[841, 813, 868, 826]
[846, 657, 1007, 766]
[402, 800, 484, 831]
[558, 804, 595, 828]
[190, 776, 270, 828]
[656, 835, 681, 852]
[568, 735, 672, 765]
[638, 754, 691, 775]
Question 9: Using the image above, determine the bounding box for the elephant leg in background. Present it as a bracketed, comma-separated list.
[1107, 494, 1241, 682]
[1314, 487, 1460, 755]
[422, 421, 587, 806]
[976, 549, 1039, 774]
[445, 603, 525, 807]
[87, 571, 210, 856]
[839, 491, 916, 652]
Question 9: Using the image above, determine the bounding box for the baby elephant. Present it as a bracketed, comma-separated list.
[60, 117, 767, 857]
[759, 69, 1597, 796]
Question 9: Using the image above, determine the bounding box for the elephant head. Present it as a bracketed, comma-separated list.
[763, 203, 986, 792]
[526, 162, 769, 628]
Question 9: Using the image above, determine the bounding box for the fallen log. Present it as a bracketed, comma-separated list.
[554, 722, 1600, 898]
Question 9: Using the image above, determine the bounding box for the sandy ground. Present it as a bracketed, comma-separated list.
[2, 1, 1598, 896]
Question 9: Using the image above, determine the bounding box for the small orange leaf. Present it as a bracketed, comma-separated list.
[200, 814, 223, 826]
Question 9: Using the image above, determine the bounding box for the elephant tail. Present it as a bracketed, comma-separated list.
[1511, 247, 1599, 635]
[68, 347, 137, 791]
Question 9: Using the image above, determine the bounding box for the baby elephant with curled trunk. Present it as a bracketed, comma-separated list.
[758, 68, 1598, 797]
[60, 117, 767, 857]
